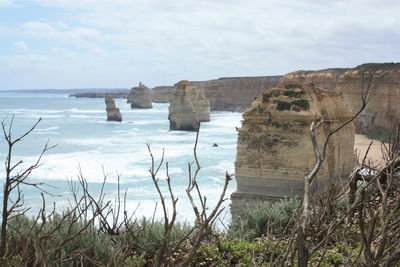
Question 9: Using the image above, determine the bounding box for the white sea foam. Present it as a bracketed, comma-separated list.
[36, 126, 59, 131]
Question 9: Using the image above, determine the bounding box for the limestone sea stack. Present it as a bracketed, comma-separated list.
[168, 80, 199, 131]
[189, 83, 211, 122]
[105, 95, 122, 122]
[127, 82, 153, 109]
[231, 80, 355, 216]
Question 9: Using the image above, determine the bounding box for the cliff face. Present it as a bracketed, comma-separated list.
[231, 81, 355, 216]
[282, 64, 400, 134]
[151, 76, 282, 111]
[105, 95, 122, 122]
[151, 86, 173, 103]
[127, 82, 153, 109]
[190, 85, 211, 122]
[283, 69, 348, 91]
[337, 64, 400, 134]
[193, 76, 282, 112]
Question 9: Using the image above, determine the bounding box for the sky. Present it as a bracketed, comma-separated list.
[0, 0, 399, 90]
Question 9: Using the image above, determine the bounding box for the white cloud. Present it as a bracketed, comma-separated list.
[0, 0, 16, 7]
[14, 41, 29, 52]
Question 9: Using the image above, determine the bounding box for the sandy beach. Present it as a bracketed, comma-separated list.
[354, 134, 389, 165]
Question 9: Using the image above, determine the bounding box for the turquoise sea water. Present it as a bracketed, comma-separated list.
[0, 93, 241, 223]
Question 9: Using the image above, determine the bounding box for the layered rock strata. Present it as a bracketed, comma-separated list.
[168, 81, 199, 131]
[127, 82, 153, 109]
[282, 63, 400, 135]
[336, 64, 400, 134]
[151, 76, 282, 112]
[193, 76, 282, 112]
[190, 84, 211, 122]
[231, 81, 355, 216]
[105, 95, 122, 122]
[151, 86, 173, 103]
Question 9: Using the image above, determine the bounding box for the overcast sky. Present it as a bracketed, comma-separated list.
[0, 0, 399, 90]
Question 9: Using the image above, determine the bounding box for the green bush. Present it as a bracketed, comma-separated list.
[284, 84, 300, 90]
[283, 90, 305, 98]
[196, 238, 287, 266]
[291, 99, 310, 110]
[124, 255, 146, 267]
[229, 198, 301, 240]
[276, 100, 291, 111]
[129, 218, 192, 257]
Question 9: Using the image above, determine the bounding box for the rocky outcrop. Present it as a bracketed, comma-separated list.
[127, 82, 153, 109]
[193, 76, 282, 112]
[231, 80, 355, 216]
[105, 95, 122, 122]
[336, 64, 400, 134]
[151, 76, 282, 111]
[168, 81, 199, 131]
[151, 86, 173, 103]
[282, 63, 400, 135]
[283, 68, 348, 91]
[190, 84, 211, 122]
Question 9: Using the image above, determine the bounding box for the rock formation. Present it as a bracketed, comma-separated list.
[127, 82, 153, 108]
[283, 68, 348, 91]
[193, 76, 282, 111]
[151, 86, 173, 103]
[151, 76, 282, 112]
[231, 80, 355, 216]
[190, 84, 211, 122]
[168, 81, 199, 131]
[336, 64, 400, 135]
[105, 95, 122, 122]
[168, 81, 211, 130]
[282, 63, 400, 135]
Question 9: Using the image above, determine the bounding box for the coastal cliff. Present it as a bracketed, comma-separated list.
[193, 76, 282, 112]
[150, 76, 282, 112]
[231, 81, 355, 216]
[282, 63, 400, 135]
[69, 90, 129, 99]
[151, 86, 173, 103]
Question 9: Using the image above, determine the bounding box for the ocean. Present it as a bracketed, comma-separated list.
[0, 92, 241, 223]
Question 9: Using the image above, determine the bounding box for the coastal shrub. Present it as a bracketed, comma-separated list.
[291, 99, 310, 110]
[262, 94, 269, 103]
[124, 255, 146, 267]
[276, 100, 291, 111]
[283, 90, 305, 98]
[229, 198, 301, 240]
[195, 238, 287, 266]
[130, 218, 192, 257]
[284, 83, 300, 90]
[7, 212, 115, 266]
